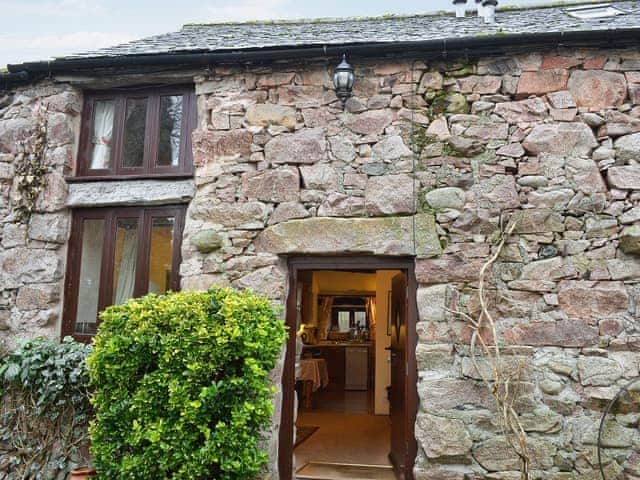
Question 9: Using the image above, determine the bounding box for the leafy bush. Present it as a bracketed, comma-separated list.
[0, 337, 93, 479]
[88, 287, 287, 480]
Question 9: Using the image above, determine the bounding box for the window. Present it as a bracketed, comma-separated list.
[330, 297, 369, 333]
[77, 87, 196, 178]
[62, 206, 186, 340]
[564, 4, 628, 19]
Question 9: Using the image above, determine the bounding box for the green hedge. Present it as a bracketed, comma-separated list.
[87, 287, 287, 480]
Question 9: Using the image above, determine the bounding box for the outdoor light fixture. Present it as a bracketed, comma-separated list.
[333, 54, 355, 108]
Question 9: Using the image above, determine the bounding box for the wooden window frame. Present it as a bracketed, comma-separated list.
[76, 86, 196, 179]
[62, 205, 186, 342]
[331, 305, 369, 331]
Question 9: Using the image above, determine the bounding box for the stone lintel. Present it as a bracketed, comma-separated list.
[66, 179, 196, 208]
[254, 213, 441, 258]
[54, 70, 204, 89]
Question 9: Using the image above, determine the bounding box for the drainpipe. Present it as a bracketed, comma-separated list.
[482, 0, 498, 23]
[453, 0, 466, 18]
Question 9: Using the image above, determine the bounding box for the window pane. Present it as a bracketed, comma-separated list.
[113, 218, 138, 305]
[89, 100, 115, 169]
[148, 216, 175, 294]
[75, 219, 104, 335]
[122, 98, 147, 168]
[338, 311, 350, 332]
[354, 311, 366, 328]
[157, 95, 183, 167]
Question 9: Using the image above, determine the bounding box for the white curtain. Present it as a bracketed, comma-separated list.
[114, 228, 137, 305]
[76, 220, 104, 332]
[90, 100, 115, 169]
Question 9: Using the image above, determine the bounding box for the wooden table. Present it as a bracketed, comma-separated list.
[297, 358, 329, 408]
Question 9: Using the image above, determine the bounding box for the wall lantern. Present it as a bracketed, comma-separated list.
[333, 54, 355, 108]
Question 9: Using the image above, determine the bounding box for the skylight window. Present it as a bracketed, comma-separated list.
[565, 3, 628, 20]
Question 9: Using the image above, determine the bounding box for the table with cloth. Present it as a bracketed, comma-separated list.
[296, 358, 329, 408]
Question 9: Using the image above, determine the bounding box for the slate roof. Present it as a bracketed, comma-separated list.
[56, 1, 640, 61]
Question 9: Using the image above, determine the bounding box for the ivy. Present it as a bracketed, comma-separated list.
[13, 104, 49, 223]
[88, 287, 288, 480]
[0, 337, 93, 479]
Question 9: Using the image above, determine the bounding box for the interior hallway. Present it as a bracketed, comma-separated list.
[293, 269, 399, 479]
[295, 411, 391, 467]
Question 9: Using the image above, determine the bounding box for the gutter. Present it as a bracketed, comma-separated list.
[1, 27, 637, 88]
[0, 70, 31, 90]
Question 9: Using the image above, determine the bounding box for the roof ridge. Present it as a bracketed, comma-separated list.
[8, 0, 639, 71]
[181, 0, 609, 28]
[182, 12, 449, 28]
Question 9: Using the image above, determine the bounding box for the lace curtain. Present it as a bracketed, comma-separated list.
[114, 228, 137, 305]
[76, 222, 104, 333]
[89, 100, 115, 169]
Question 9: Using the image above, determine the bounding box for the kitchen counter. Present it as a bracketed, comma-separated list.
[304, 341, 373, 348]
[301, 342, 374, 390]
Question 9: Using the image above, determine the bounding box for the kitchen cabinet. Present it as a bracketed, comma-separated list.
[345, 346, 368, 390]
[302, 343, 373, 391]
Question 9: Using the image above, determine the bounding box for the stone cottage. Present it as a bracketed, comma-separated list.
[1, 2, 639, 479]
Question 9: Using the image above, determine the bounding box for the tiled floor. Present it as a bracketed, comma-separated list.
[296, 462, 396, 480]
[301, 389, 375, 415]
[295, 390, 392, 473]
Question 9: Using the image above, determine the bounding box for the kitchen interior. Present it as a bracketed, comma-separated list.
[294, 269, 400, 480]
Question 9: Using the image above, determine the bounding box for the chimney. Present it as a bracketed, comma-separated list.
[453, 0, 466, 18]
[482, 0, 497, 23]
[475, 0, 484, 18]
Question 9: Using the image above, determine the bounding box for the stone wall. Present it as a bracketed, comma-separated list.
[0, 82, 80, 347]
[1, 44, 639, 480]
[185, 49, 640, 479]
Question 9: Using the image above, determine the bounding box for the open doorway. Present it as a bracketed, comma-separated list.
[279, 257, 417, 480]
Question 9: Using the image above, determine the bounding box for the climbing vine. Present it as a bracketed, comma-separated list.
[448, 219, 533, 480]
[0, 337, 93, 479]
[13, 104, 49, 223]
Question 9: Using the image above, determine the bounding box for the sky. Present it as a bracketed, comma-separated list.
[1, 0, 562, 68]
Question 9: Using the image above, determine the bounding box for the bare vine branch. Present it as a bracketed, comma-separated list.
[449, 219, 532, 480]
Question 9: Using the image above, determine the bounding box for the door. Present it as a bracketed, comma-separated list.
[281, 257, 417, 480]
[389, 272, 408, 478]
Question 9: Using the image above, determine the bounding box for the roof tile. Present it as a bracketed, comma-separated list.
[45, 2, 640, 60]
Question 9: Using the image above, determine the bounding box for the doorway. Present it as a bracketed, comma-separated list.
[279, 256, 417, 480]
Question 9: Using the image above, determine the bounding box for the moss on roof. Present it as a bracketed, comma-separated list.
[28, 0, 640, 64]
[182, 0, 606, 27]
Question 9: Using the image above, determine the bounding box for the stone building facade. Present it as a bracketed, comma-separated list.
[2, 7, 640, 480]
[0, 83, 80, 339]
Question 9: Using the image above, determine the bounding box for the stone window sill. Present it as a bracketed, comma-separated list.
[66, 179, 196, 208]
[65, 173, 193, 183]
